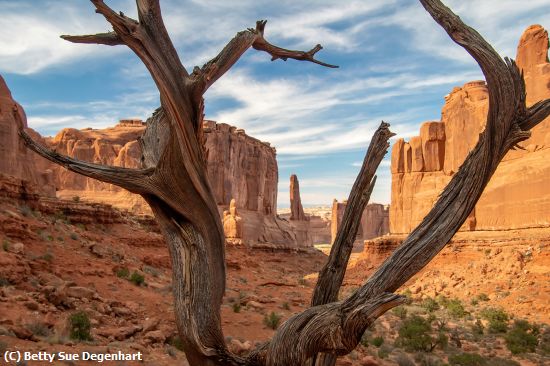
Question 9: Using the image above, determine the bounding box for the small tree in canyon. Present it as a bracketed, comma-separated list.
[19, 0, 550, 365]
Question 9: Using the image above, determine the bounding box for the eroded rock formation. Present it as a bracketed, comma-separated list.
[390, 25, 550, 233]
[331, 199, 389, 244]
[289, 174, 307, 221]
[223, 199, 243, 242]
[0, 76, 55, 196]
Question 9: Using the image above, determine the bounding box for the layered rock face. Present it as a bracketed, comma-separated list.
[0, 76, 55, 196]
[390, 25, 550, 233]
[330, 199, 390, 244]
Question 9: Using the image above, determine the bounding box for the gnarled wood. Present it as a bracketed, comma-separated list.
[19, 0, 550, 365]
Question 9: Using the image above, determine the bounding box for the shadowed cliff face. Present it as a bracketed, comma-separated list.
[390, 25, 550, 234]
[0, 76, 55, 197]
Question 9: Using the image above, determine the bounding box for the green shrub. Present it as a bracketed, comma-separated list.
[0, 277, 10, 287]
[116, 267, 130, 279]
[263, 312, 281, 330]
[504, 320, 538, 354]
[68, 311, 92, 341]
[371, 336, 384, 347]
[396, 315, 435, 352]
[436, 295, 449, 307]
[72, 196, 80, 202]
[281, 302, 290, 310]
[2, 239, 9, 251]
[422, 297, 440, 312]
[448, 353, 487, 366]
[129, 271, 145, 286]
[395, 353, 415, 366]
[232, 303, 241, 313]
[393, 306, 407, 319]
[445, 299, 467, 318]
[480, 307, 508, 333]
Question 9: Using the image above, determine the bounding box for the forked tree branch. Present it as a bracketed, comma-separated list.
[192, 19, 337, 95]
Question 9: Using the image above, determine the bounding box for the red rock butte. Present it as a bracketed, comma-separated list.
[390, 24, 550, 234]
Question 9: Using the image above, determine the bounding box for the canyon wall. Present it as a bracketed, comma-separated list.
[0, 78, 307, 247]
[0, 76, 55, 197]
[390, 25, 550, 233]
[331, 199, 390, 244]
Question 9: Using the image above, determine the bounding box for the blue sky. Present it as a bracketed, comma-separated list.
[1, 0, 548, 207]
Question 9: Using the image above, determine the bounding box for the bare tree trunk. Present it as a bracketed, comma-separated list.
[18, 0, 550, 365]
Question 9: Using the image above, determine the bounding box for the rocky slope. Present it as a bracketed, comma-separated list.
[331, 200, 390, 245]
[390, 25, 550, 233]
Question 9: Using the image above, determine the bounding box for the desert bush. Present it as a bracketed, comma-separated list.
[70, 232, 78, 240]
[504, 320, 538, 354]
[232, 303, 241, 313]
[116, 267, 130, 279]
[68, 311, 92, 341]
[130, 271, 145, 286]
[0, 277, 10, 287]
[371, 336, 384, 347]
[19, 205, 34, 217]
[281, 302, 290, 310]
[2, 239, 9, 251]
[396, 315, 438, 352]
[480, 307, 508, 333]
[72, 196, 80, 202]
[448, 352, 487, 366]
[393, 306, 408, 319]
[415, 353, 445, 366]
[263, 312, 281, 330]
[445, 299, 467, 318]
[26, 321, 51, 337]
[436, 295, 449, 307]
[422, 297, 440, 313]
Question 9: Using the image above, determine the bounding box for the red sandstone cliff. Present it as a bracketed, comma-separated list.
[390, 25, 550, 233]
[0, 76, 55, 196]
[331, 199, 389, 245]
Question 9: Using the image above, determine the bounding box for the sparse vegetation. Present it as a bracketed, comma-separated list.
[2, 239, 9, 251]
[371, 336, 384, 347]
[70, 232, 78, 240]
[232, 302, 241, 313]
[0, 277, 10, 287]
[393, 306, 408, 319]
[72, 196, 80, 202]
[68, 311, 92, 341]
[448, 352, 487, 366]
[263, 312, 281, 330]
[129, 271, 145, 286]
[504, 319, 539, 354]
[168, 335, 185, 352]
[396, 315, 444, 352]
[422, 297, 440, 313]
[26, 321, 51, 337]
[445, 298, 467, 319]
[116, 267, 130, 279]
[480, 307, 509, 333]
[281, 302, 290, 310]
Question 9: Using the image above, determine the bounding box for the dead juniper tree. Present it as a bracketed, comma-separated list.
[19, 0, 550, 365]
